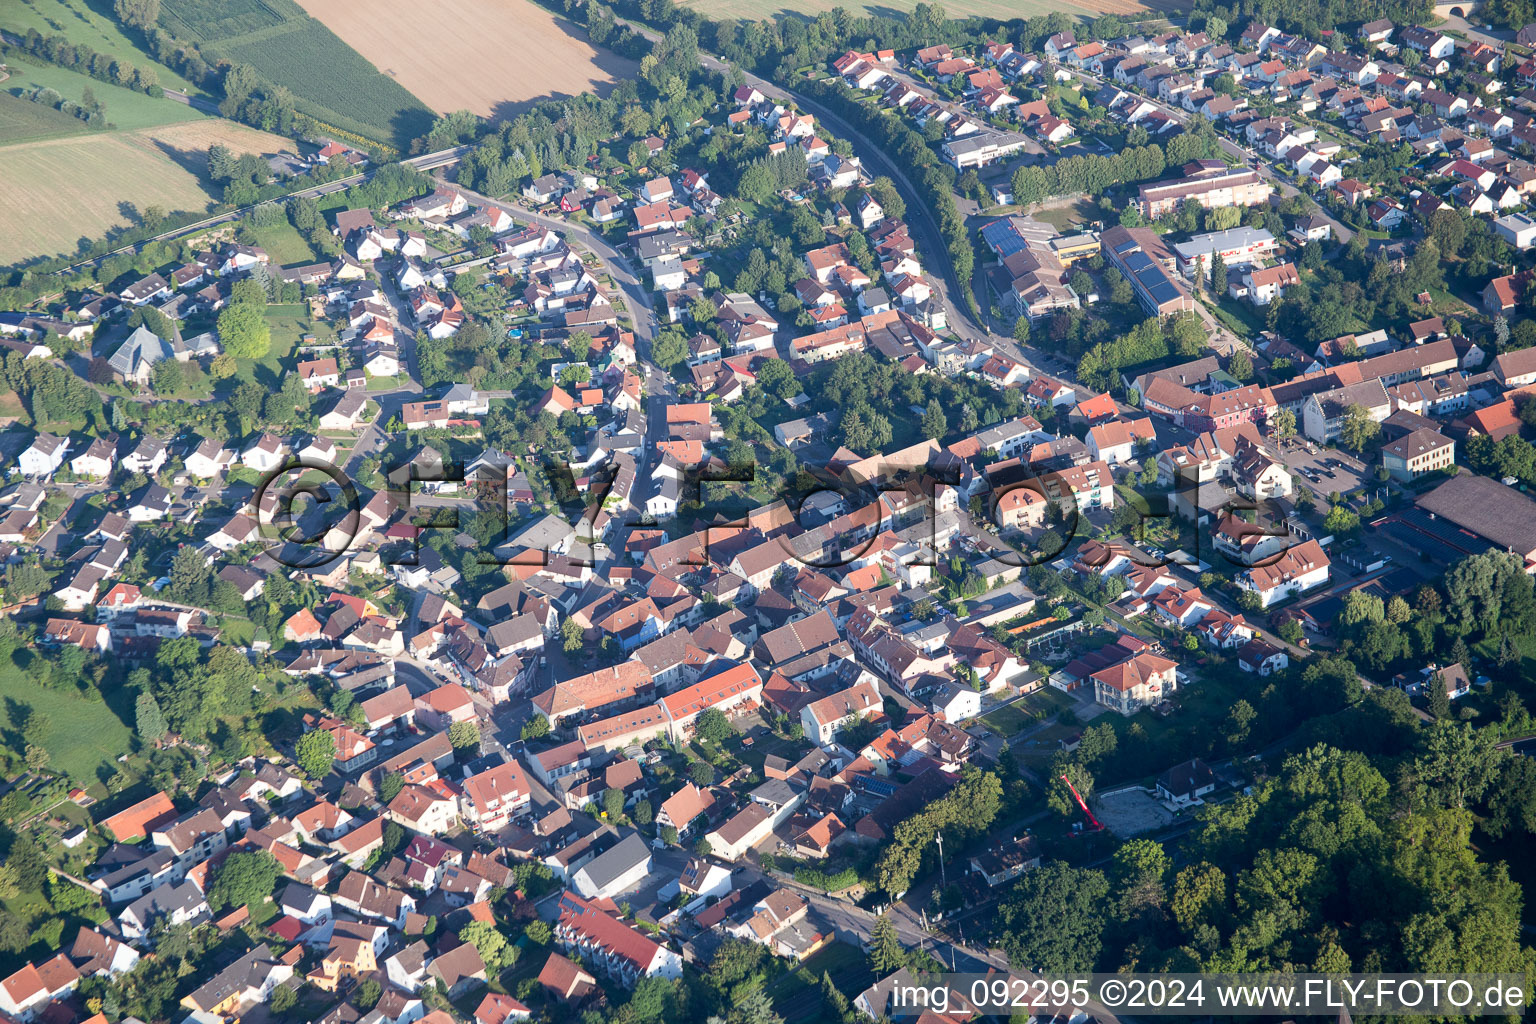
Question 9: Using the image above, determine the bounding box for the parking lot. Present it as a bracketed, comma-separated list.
[1278, 440, 1370, 495]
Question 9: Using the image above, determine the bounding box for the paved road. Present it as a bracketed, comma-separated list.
[427, 177, 657, 347]
[430, 174, 680, 522]
[162, 87, 221, 115]
[746, 862, 1133, 1023]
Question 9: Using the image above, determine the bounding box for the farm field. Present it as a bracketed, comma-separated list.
[156, 0, 434, 148]
[0, 105, 297, 266]
[0, 92, 95, 144]
[4, 60, 206, 131]
[676, 0, 1179, 17]
[2, 0, 203, 92]
[295, 0, 641, 118]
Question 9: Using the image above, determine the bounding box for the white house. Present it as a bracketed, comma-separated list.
[1235, 539, 1330, 608]
[17, 433, 67, 477]
[242, 434, 289, 473]
[800, 681, 882, 746]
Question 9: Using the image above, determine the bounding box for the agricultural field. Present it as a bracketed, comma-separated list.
[676, 0, 1179, 17]
[4, 59, 207, 131]
[1, 0, 202, 92]
[156, 0, 435, 148]
[0, 65, 297, 265]
[0, 92, 95, 144]
[295, 0, 641, 118]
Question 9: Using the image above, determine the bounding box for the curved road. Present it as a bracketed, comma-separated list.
[613, 17, 988, 345]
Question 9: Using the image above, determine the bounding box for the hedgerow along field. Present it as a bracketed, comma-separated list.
[0, 60, 296, 266]
[4, 0, 202, 92]
[156, 0, 435, 149]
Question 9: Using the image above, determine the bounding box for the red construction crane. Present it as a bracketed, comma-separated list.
[1059, 773, 1103, 832]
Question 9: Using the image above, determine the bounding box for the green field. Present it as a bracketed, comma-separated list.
[4, 60, 206, 132]
[0, 91, 95, 144]
[157, 0, 434, 148]
[249, 219, 318, 265]
[235, 302, 332, 387]
[0, 660, 133, 785]
[2, 0, 203, 92]
[981, 702, 1032, 737]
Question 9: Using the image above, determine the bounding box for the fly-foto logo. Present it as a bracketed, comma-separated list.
[250, 453, 1311, 573]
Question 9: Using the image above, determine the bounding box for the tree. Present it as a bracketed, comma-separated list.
[448, 719, 480, 755]
[25, 744, 49, 773]
[114, 0, 160, 28]
[379, 772, 405, 803]
[997, 862, 1109, 971]
[1225, 699, 1257, 748]
[1412, 720, 1505, 810]
[0, 865, 17, 901]
[602, 786, 626, 821]
[1047, 762, 1095, 819]
[921, 399, 948, 440]
[1111, 838, 1171, 918]
[690, 760, 716, 787]
[866, 177, 905, 221]
[1228, 349, 1252, 381]
[520, 715, 550, 741]
[135, 692, 168, 745]
[216, 302, 271, 359]
[561, 616, 583, 652]
[208, 850, 282, 911]
[459, 920, 516, 970]
[1171, 861, 1228, 932]
[867, 914, 907, 974]
[169, 544, 213, 604]
[694, 707, 732, 744]
[152, 357, 184, 394]
[1339, 403, 1381, 452]
[1486, 755, 1536, 839]
[1013, 316, 1031, 344]
[651, 329, 688, 371]
[267, 983, 297, 1017]
[5, 834, 45, 892]
[634, 798, 653, 825]
[296, 728, 335, 780]
[660, 824, 679, 846]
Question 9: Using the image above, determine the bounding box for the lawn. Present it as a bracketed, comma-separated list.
[4, 0, 204, 92]
[980, 702, 1031, 737]
[248, 219, 318, 266]
[1030, 196, 1099, 232]
[238, 303, 310, 388]
[0, 660, 133, 785]
[1210, 295, 1266, 337]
